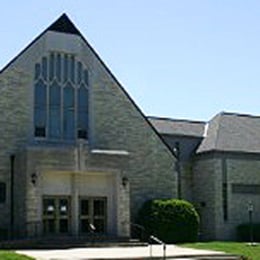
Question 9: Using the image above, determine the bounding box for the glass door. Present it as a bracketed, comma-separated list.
[43, 196, 71, 235]
[79, 197, 107, 234]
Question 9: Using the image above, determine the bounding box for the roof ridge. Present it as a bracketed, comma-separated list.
[213, 113, 223, 151]
[220, 111, 260, 119]
[148, 116, 206, 124]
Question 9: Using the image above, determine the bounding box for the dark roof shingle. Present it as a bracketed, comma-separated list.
[197, 112, 260, 154]
[148, 117, 206, 137]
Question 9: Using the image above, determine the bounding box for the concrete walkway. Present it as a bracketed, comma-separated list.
[16, 245, 237, 260]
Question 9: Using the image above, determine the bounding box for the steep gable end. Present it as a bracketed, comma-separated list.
[47, 13, 81, 35]
[0, 13, 176, 161]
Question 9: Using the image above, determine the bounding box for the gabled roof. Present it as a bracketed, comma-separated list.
[197, 112, 260, 154]
[0, 14, 176, 159]
[148, 116, 206, 138]
[0, 13, 82, 73]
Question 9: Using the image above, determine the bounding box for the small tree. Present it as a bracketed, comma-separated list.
[137, 199, 199, 243]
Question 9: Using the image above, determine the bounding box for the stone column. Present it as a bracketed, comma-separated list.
[71, 173, 79, 236]
[117, 175, 130, 237]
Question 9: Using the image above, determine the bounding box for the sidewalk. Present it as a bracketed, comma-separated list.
[17, 244, 239, 260]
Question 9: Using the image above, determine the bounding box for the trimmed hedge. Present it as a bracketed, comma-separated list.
[237, 223, 260, 242]
[137, 199, 199, 243]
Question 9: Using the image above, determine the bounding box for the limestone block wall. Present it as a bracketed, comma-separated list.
[0, 69, 31, 237]
[194, 153, 260, 241]
[18, 144, 131, 237]
[117, 176, 130, 237]
[84, 42, 177, 218]
[193, 156, 221, 240]
[215, 155, 260, 240]
[13, 151, 27, 238]
[180, 161, 193, 202]
[0, 28, 177, 238]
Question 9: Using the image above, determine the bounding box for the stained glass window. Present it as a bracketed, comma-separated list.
[78, 85, 88, 139]
[0, 183, 6, 203]
[49, 81, 61, 138]
[34, 52, 89, 140]
[63, 84, 75, 140]
[34, 79, 46, 137]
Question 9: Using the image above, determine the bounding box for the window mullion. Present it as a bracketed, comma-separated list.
[75, 82, 78, 140]
[61, 84, 64, 139]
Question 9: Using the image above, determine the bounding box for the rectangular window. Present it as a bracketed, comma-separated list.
[79, 197, 107, 234]
[222, 159, 228, 221]
[78, 129, 87, 139]
[35, 127, 46, 137]
[0, 183, 6, 203]
[232, 184, 260, 194]
[49, 108, 61, 138]
[222, 183, 228, 221]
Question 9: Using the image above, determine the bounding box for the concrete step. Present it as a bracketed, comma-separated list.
[0, 237, 148, 249]
[187, 255, 241, 260]
[15, 245, 243, 260]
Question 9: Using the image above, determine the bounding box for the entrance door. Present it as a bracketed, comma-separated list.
[43, 196, 71, 235]
[79, 197, 107, 234]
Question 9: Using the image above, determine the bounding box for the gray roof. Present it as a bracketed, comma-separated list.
[197, 112, 260, 154]
[148, 117, 206, 137]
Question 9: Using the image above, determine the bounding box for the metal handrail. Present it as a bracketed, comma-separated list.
[149, 235, 166, 260]
[130, 222, 147, 241]
[130, 223, 166, 259]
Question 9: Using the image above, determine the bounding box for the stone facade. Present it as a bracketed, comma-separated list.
[1, 14, 259, 242]
[150, 115, 260, 241]
[193, 153, 260, 240]
[0, 15, 177, 240]
[192, 156, 220, 240]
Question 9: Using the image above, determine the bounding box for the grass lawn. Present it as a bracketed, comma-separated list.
[0, 251, 34, 260]
[182, 242, 260, 260]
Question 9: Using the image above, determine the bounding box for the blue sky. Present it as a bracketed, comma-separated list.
[1, 1, 260, 121]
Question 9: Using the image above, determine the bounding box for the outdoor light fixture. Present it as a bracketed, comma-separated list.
[47, 205, 54, 212]
[122, 176, 128, 187]
[31, 173, 37, 185]
[60, 205, 67, 213]
[247, 201, 254, 245]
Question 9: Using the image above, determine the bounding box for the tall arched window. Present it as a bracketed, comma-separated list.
[49, 81, 61, 138]
[34, 79, 47, 137]
[78, 85, 88, 139]
[34, 52, 89, 141]
[63, 83, 75, 140]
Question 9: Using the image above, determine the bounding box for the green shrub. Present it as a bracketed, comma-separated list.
[137, 199, 199, 243]
[237, 223, 260, 242]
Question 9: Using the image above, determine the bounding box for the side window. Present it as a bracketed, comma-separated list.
[77, 85, 88, 139]
[0, 183, 6, 204]
[63, 84, 75, 140]
[34, 78, 47, 137]
[49, 81, 61, 138]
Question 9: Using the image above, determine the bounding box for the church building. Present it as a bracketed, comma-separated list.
[0, 14, 259, 242]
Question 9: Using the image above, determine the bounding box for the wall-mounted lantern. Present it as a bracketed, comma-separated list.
[31, 173, 37, 186]
[247, 201, 254, 245]
[122, 176, 128, 188]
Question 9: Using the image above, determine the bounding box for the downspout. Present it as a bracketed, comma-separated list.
[174, 142, 181, 199]
[10, 154, 15, 239]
